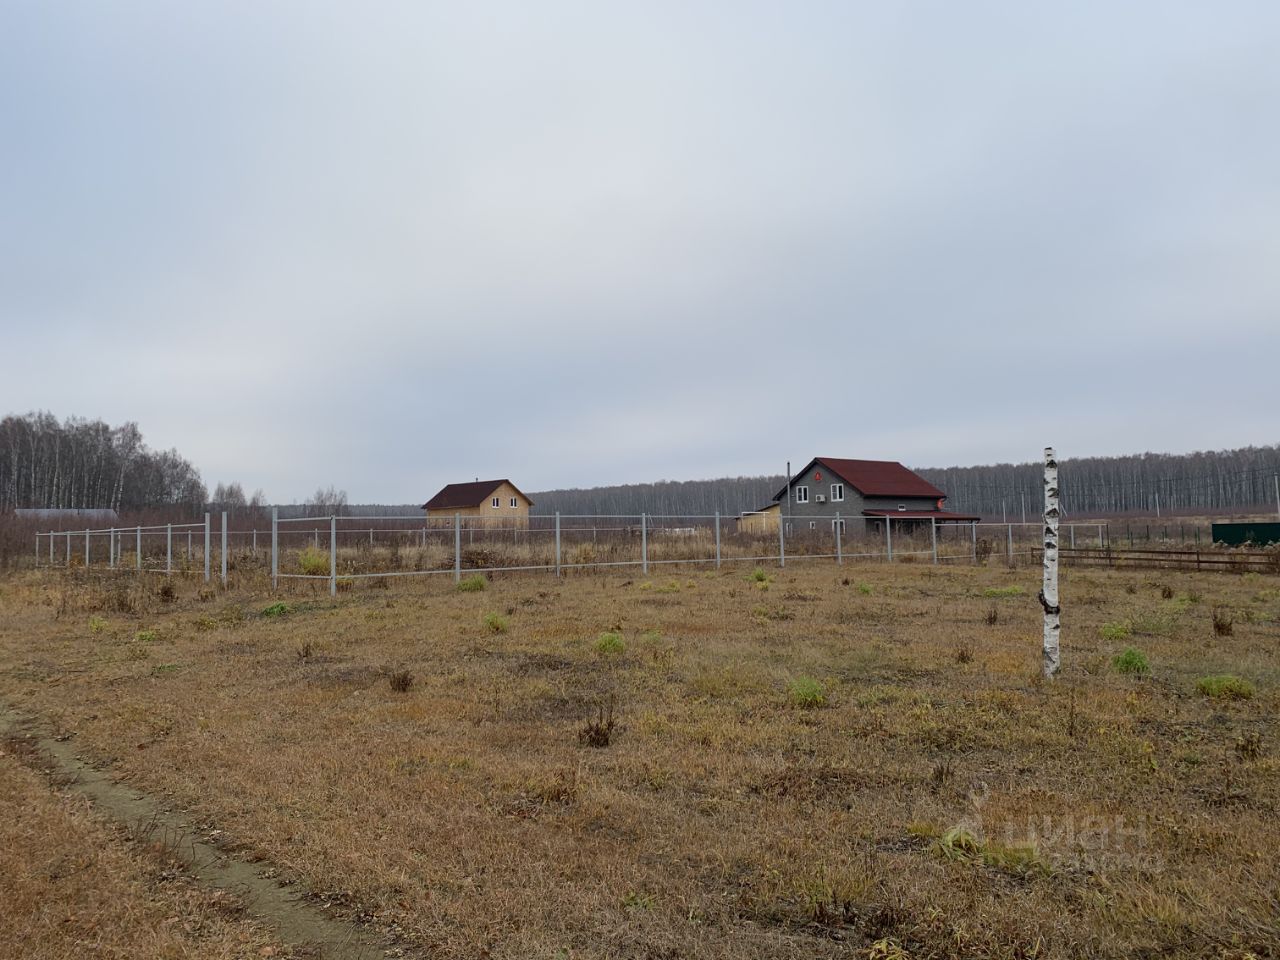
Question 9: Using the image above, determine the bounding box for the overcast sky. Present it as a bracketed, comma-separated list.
[3, 3, 1278, 501]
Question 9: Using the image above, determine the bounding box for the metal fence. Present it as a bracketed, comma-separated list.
[34, 510, 1116, 593]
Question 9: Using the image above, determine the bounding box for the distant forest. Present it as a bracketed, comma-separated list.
[4, 411, 1276, 521]
[0, 412, 206, 513]
[531, 446, 1280, 520]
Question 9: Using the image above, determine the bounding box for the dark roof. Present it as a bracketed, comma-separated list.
[862, 509, 981, 522]
[775, 457, 947, 501]
[422, 480, 533, 511]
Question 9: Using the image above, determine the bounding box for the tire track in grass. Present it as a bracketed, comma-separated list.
[0, 704, 405, 960]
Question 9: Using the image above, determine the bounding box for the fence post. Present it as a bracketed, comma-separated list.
[221, 512, 228, 586]
[777, 511, 785, 568]
[108, 527, 115, 568]
[35, 532, 40, 567]
[84, 528, 90, 567]
[835, 512, 842, 565]
[271, 507, 278, 590]
[642, 513, 649, 575]
[1070, 524, 1075, 549]
[166, 523, 172, 574]
[454, 513, 461, 583]
[66, 531, 71, 567]
[971, 522, 977, 563]
[885, 518, 892, 562]
[136, 526, 142, 570]
[329, 515, 336, 597]
[931, 517, 938, 564]
[1006, 523, 1013, 565]
[714, 511, 722, 569]
[49, 529, 54, 565]
[554, 512, 561, 576]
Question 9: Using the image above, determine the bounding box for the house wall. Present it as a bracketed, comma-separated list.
[426, 482, 531, 526]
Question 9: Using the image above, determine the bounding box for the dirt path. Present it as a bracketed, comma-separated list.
[0, 704, 404, 960]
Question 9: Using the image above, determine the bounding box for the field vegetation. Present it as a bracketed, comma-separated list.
[0, 561, 1277, 959]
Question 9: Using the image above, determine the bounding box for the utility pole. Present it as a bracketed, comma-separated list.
[1020, 491, 1026, 525]
[1275, 474, 1279, 520]
[1155, 490, 1161, 519]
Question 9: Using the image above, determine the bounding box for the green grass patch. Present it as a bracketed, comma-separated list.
[457, 575, 487, 593]
[749, 568, 769, 583]
[88, 615, 107, 634]
[1100, 622, 1131, 642]
[1196, 675, 1254, 700]
[787, 675, 827, 709]
[261, 602, 291, 618]
[857, 582, 873, 595]
[595, 632, 625, 656]
[1112, 647, 1150, 675]
[484, 612, 509, 634]
[982, 586, 1024, 598]
[134, 629, 157, 644]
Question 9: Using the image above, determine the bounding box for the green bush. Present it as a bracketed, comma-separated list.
[88, 616, 107, 634]
[1112, 647, 1150, 675]
[134, 629, 157, 644]
[749, 568, 769, 583]
[484, 612, 509, 634]
[457, 574, 487, 593]
[595, 632, 625, 656]
[261, 602, 291, 618]
[298, 547, 329, 576]
[788, 675, 827, 709]
[1197, 675, 1254, 700]
[857, 582, 873, 595]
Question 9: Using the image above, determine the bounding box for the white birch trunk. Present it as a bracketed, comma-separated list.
[1041, 447, 1061, 678]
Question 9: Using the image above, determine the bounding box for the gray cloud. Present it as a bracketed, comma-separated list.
[2, 2, 1277, 501]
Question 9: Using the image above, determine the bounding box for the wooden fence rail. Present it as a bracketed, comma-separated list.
[1032, 546, 1280, 575]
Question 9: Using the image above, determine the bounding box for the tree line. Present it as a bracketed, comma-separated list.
[0, 412, 206, 514]
[530, 445, 1280, 519]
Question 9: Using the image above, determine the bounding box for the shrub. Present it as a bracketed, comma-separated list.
[457, 574, 487, 593]
[983, 606, 998, 626]
[1112, 647, 1150, 675]
[1160, 585, 1174, 600]
[484, 612, 509, 634]
[749, 568, 769, 583]
[157, 580, 177, 603]
[578, 699, 617, 748]
[88, 616, 107, 634]
[134, 629, 156, 644]
[388, 670, 415, 693]
[595, 632, 625, 656]
[1197, 675, 1254, 700]
[261, 602, 291, 618]
[954, 641, 973, 665]
[857, 582, 872, 596]
[1100, 622, 1132, 642]
[299, 546, 329, 576]
[1212, 607, 1234, 637]
[788, 676, 827, 709]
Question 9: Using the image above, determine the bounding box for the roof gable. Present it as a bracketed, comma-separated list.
[776, 457, 946, 501]
[422, 480, 533, 510]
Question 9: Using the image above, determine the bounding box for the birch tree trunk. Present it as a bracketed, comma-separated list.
[1040, 447, 1061, 678]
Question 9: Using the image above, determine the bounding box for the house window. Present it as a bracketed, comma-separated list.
[830, 483, 844, 502]
[808, 521, 816, 530]
[897, 504, 907, 512]
[795, 485, 809, 504]
[832, 519, 846, 534]
[510, 497, 518, 508]
[492, 497, 501, 508]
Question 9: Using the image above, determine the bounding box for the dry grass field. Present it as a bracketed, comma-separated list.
[0, 560, 1277, 959]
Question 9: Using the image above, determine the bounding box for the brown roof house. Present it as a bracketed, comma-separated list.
[774, 457, 979, 533]
[422, 479, 534, 527]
